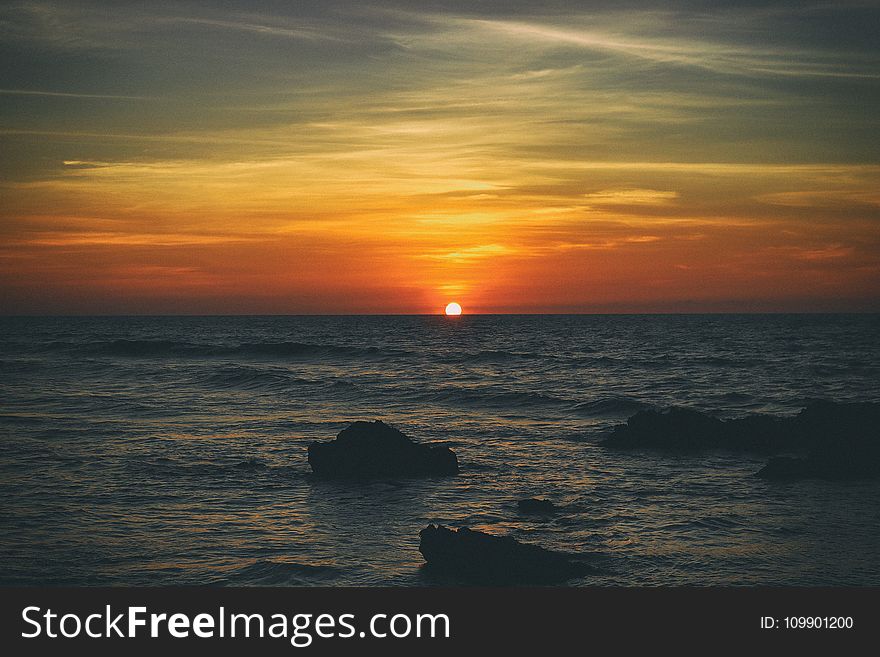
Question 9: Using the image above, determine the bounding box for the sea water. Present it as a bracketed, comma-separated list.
[1, 314, 878, 585]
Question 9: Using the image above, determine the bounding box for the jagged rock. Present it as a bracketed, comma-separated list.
[418, 524, 590, 584]
[795, 401, 880, 449]
[757, 402, 880, 480]
[721, 414, 795, 451]
[599, 402, 877, 454]
[307, 420, 458, 479]
[602, 401, 880, 478]
[517, 498, 558, 514]
[600, 407, 727, 451]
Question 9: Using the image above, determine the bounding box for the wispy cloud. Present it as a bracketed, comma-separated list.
[421, 244, 517, 263]
[0, 89, 153, 100]
[395, 10, 880, 80]
[1, 1, 878, 312]
[163, 17, 342, 42]
[756, 190, 880, 208]
[10, 231, 265, 247]
[583, 188, 679, 206]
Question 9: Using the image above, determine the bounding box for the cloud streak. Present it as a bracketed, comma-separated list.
[1, 1, 878, 312]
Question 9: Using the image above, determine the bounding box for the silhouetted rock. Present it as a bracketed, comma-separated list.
[757, 402, 880, 480]
[721, 414, 795, 451]
[603, 401, 880, 478]
[795, 401, 880, 449]
[601, 402, 880, 455]
[308, 420, 458, 479]
[601, 407, 727, 451]
[517, 498, 558, 514]
[756, 453, 880, 481]
[756, 457, 819, 480]
[418, 524, 590, 584]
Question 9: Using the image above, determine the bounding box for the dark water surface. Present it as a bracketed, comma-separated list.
[1, 314, 879, 585]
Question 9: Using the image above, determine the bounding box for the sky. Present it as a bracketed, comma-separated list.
[1, 0, 879, 314]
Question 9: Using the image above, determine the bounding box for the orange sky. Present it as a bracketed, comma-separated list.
[1, 2, 879, 314]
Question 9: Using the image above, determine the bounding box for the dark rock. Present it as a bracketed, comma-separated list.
[757, 402, 880, 481]
[602, 401, 880, 479]
[600, 407, 727, 451]
[517, 498, 558, 514]
[418, 524, 591, 584]
[600, 403, 859, 454]
[756, 454, 880, 481]
[795, 401, 880, 450]
[308, 420, 458, 479]
[756, 457, 821, 480]
[721, 414, 796, 452]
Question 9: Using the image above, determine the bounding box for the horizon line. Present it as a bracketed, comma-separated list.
[2, 311, 878, 319]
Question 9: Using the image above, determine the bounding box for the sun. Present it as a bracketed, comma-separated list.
[444, 302, 462, 316]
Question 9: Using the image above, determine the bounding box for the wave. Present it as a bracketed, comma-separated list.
[196, 366, 310, 392]
[0, 439, 84, 464]
[658, 514, 749, 532]
[37, 339, 409, 361]
[687, 355, 764, 367]
[0, 358, 47, 373]
[133, 457, 278, 479]
[411, 386, 570, 409]
[399, 387, 651, 417]
[34, 340, 594, 368]
[449, 349, 548, 364]
[222, 559, 342, 586]
[236, 341, 399, 359]
[27, 340, 765, 372]
[572, 396, 651, 417]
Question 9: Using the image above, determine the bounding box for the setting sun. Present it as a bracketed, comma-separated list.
[445, 302, 463, 316]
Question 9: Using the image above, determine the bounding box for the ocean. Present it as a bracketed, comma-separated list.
[1, 314, 879, 586]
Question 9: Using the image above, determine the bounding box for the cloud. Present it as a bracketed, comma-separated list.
[422, 243, 517, 262]
[395, 10, 880, 80]
[756, 190, 880, 208]
[0, 89, 152, 100]
[583, 188, 679, 206]
[2, 1, 879, 312]
[162, 17, 342, 42]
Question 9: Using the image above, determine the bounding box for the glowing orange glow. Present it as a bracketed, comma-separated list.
[0, 5, 878, 314]
[445, 302, 463, 316]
